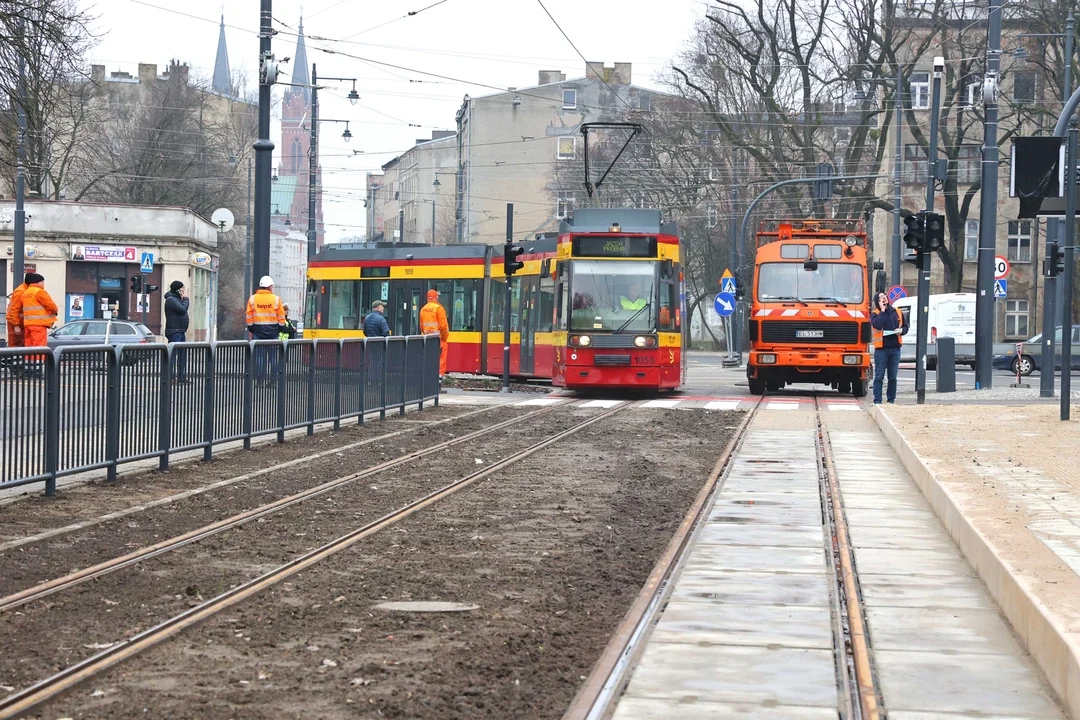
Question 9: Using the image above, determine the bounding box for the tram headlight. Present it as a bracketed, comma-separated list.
[758, 353, 777, 364]
[576, 335, 591, 347]
[634, 336, 647, 348]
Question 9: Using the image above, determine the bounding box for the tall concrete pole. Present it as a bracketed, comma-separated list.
[253, 0, 275, 289]
[1062, 117, 1077, 420]
[307, 63, 318, 262]
[975, 0, 1002, 390]
[915, 58, 944, 405]
[13, 20, 26, 283]
[729, 183, 739, 358]
[244, 158, 252, 300]
[893, 64, 904, 285]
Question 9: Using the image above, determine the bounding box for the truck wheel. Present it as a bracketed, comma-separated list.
[1013, 355, 1034, 377]
[748, 378, 767, 395]
[766, 381, 782, 392]
[852, 379, 868, 398]
[837, 381, 852, 394]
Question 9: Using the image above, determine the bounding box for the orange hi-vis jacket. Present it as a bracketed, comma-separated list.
[245, 289, 286, 337]
[5, 282, 27, 327]
[871, 307, 904, 349]
[13, 285, 58, 327]
[419, 301, 449, 340]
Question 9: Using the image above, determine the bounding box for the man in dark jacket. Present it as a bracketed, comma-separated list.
[363, 300, 391, 337]
[870, 291, 908, 404]
[164, 280, 190, 383]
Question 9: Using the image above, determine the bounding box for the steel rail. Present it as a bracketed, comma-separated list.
[563, 398, 762, 720]
[815, 396, 882, 720]
[0, 402, 630, 718]
[0, 402, 566, 614]
[0, 403, 505, 553]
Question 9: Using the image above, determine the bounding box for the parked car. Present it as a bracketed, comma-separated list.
[992, 326, 1080, 376]
[47, 319, 156, 351]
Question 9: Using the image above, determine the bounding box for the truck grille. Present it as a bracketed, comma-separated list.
[760, 320, 859, 344]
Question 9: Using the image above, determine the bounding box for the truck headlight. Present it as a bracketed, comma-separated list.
[758, 354, 777, 364]
[843, 355, 861, 365]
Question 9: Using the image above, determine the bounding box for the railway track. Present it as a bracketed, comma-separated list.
[0, 401, 631, 718]
[0, 403, 504, 554]
[0, 402, 562, 613]
[564, 394, 885, 720]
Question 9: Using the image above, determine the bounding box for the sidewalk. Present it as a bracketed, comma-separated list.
[876, 404, 1080, 718]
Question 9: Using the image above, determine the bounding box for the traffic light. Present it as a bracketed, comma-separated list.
[1046, 241, 1066, 277]
[504, 242, 524, 276]
[130, 275, 142, 294]
[145, 284, 159, 294]
[902, 213, 924, 252]
[924, 211, 945, 252]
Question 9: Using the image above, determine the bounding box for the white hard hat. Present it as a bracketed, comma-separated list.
[259, 275, 274, 288]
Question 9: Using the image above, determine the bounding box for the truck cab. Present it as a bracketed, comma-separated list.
[746, 219, 872, 397]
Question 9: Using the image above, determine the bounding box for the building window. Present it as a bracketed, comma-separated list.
[903, 143, 928, 183]
[1014, 72, 1037, 105]
[562, 89, 577, 109]
[556, 192, 574, 219]
[1007, 220, 1032, 262]
[964, 219, 979, 261]
[957, 145, 981, 184]
[291, 138, 303, 173]
[557, 136, 576, 159]
[1005, 299, 1029, 337]
[910, 72, 930, 109]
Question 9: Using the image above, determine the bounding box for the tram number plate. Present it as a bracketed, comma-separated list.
[796, 329, 824, 338]
[634, 355, 656, 365]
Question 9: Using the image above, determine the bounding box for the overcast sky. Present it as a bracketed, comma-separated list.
[85, 0, 707, 242]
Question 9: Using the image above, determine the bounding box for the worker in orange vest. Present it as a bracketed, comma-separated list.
[10, 273, 56, 374]
[246, 275, 287, 386]
[419, 288, 450, 378]
[5, 271, 32, 348]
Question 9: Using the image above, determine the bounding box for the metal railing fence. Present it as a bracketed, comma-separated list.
[0, 335, 441, 495]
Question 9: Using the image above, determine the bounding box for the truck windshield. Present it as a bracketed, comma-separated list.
[757, 262, 864, 304]
[570, 260, 657, 332]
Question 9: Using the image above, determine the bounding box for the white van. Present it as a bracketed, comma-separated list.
[891, 293, 976, 367]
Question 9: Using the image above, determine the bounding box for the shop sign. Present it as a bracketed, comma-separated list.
[10, 263, 35, 273]
[71, 245, 138, 263]
[190, 252, 212, 267]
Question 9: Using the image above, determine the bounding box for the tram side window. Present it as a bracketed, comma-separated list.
[451, 279, 478, 331]
[556, 279, 568, 330]
[489, 278, 521, 332]
[658, 280, 677, 331]
[305, 280, 319, 329]
[359, 280, 390, 320]
[328, 280, 360, 329]
[539, 276, 555, 332]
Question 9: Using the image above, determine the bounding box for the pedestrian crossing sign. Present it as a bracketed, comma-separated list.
[994, 279, 1007, 298]
[720, 269, 736, 295]
[140, 252, 155, 273]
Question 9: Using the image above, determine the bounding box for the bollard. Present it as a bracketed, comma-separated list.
[936, 336, 956, 392]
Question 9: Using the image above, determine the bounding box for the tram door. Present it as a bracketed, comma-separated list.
[519, 276, 538, 375]
[393, 281, 425, 335]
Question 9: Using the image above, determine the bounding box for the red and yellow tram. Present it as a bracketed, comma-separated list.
[303, 208, 686, 390]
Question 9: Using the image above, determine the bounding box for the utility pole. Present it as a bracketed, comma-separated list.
[245, 158, 253, 300]
[729, 184, 739, 358]
[893, 64, 904, 285]
[1057, 14, 1078, 330]
[398, 209, 404, 244]
[1062, 116, 1077, 420]
[430, 199, 436, 246]
[253, 0, 275, 290]
[975, 0, 1002, 390]
[307, 63, 318, 262]
[13, 20, 26, 283]
[503, 204, 514, 391]
[915, 58, 944, 405]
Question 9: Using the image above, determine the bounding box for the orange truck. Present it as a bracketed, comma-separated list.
[746, 219, 872, 397]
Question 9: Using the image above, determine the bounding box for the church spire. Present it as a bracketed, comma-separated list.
[290, 14, 310, 104]
[212, 13, 231, 95]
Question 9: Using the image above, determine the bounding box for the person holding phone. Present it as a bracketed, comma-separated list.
[164, 280, 190, 383]
[870, 291, 908, 404]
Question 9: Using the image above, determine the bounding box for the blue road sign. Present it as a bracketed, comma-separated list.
[714, 291, 736, 317]
[994, 279, 1008, 298]
[721, 277, 737, 295]
[887, 285, 907, 303]
[140, 252, 155, 273]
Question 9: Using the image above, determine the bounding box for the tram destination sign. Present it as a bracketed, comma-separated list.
[572, 235, 657, 258]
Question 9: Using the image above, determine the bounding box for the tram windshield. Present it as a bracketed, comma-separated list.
[570, 260, 657, 332]
[757, 262, 864, 304]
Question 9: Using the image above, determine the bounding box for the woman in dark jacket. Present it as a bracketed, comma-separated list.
[164, 280, 190, 382]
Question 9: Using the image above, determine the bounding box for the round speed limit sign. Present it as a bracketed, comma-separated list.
[994, 256, 1010, 279]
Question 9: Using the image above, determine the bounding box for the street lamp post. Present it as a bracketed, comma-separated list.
[253, 0, 277, 293]
[307, 67, 359, 261]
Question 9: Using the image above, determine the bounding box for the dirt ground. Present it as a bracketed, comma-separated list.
[0, 404, 481, 546]
[0, 406, 597, 696]
[28, 408, 738, 719]
[884, 404, 1080, 640]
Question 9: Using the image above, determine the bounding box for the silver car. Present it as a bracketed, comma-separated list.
[48, 320, 156, 350]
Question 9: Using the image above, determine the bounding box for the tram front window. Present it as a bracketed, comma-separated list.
[570, 260, 657, 332]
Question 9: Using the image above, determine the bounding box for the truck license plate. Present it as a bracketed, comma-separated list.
[796, 329, 824, 338]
